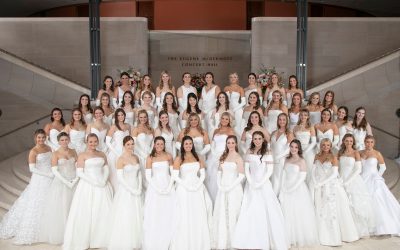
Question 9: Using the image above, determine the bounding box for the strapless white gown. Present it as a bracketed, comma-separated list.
[161, 130, 176, 158]
[310, 161, 359, 246]
[143, 161, 177, 250]
[295, 131, 315, 183]
[289, 112, 299, 131]
[134, 133, 154, 175]
[339, 156, 375, 237]
[211, 162, 243, 249]
[107, 130, 130, 192]
[39, 158, 76, 244]
[353, 128, 367, 150]
[271, 132, 288, 195]
[233, 154, 288, 250]
[69, 129, 86, 154]
[47, 129, 61, 151]
[361, 157, 400, 235]
[170, 162, 212, 250]
[125, 111, 135, 127]
[338, 124, 353, 149]
[63, 158, 113, 250]
[108, 164, 143, 250]
[0, 152, 53, 245]
[309, 111, 321, 126]
[202, 86, 217, 114]
[279, 162, 319, 247]
[316, 128, 335, 153]
[264, 109, 283, 134]
[91, 127, 107, 153]
[205, 134, 228, 203]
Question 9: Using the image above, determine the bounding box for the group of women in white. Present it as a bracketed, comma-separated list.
[0, 71, 399, 250]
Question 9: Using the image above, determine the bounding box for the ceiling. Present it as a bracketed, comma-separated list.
[0, 0, 399, 17]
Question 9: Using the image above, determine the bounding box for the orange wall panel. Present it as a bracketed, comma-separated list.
[100, 1, 136, 17]
[154, 0, 246, 30]
[265, 2, 297, 17]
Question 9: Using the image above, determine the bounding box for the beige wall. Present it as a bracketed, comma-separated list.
[251, 17, 400, 87]
[0, 17, 148, 88]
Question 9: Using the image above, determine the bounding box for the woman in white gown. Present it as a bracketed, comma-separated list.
[263, 72, 286, 107]
[106, 108, 131, 192]
[95, 75, 115, 106]
[39, 132, 78, 245]
[322, 90, 338, 119]
[135, 74, 156, 107]
[113, 72, 135, 109]
[64, 108, 87, 154]
[177, 72, 197, 113]
[335, 106, 353, 149]
[233, 131, 288, 250]
[155, 71, 176, 112]
[86, 106, 110, 153]
[208, 92, 234, 139]
[361, 135, 400, 236]
[136, 91, 159, 129]
[44, 107, 65, 151]
[306, 92, 324, 126]
[200, 72, 221, 129]
[143, 136, 176, 250]
[63, 133, 113, 250]
[244, 73, 263, 104]
[170, 136, 212, 250]
[224, 73, 246, 136]
[351, 107, 373, 150]
[338, 134, 375, 237]
[78, 94, 93, 124]
[120, 91, 136, 127]
[293, 109, 317, 183]
[205, 112, 235, 203]
[264, 90, 288, 134]
[180, 93, 205, 130]
[131, 109, 155, 174]
[162, 91, 181, 137]
[99, 92, 115, 126]
[242, 91, 263, 132]
[285, 75, 304, 108]
[240, 110, 270, 154]
[155, 110, 177, 158]
[315, 108, 339, 151]
[108, 135, 143, 250]
[310, 138, 359, 246]
[0, 129, 53, 245]
[177, 113, 210, 162]
[279, 139, 319, 247]
[212, 135, 244, 249]
[270, 113, 293, 195]
[288, 92, 302, 131]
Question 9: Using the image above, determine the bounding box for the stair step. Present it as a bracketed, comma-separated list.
[0, 186, 18, 210]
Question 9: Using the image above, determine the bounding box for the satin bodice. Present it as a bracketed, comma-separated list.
[168, 112, 180, 136]
[122, 164, 140, 188]
[125, 111, 135, 126]
[83, 157, 105, 181]
[309, 111, 321, 126]
[213, 134, 228, 154]
[69, 129, 85, 147]
[271, 132, 288, 156]
[339, 156, 356, 179]
[242, 110, 251, 123]
[180, 162, 201, 183]
[36, 152, 52, 173]
[353, 128, 367, 150]
[314, 160, 337, 183]
[151, 161, 171, 189]
[220, 162, 239, 185]
[244, 88, 258, 102]
[316, 129, 334, 143]
[244, 131, 253, 148]
[361, 157, 380, 176]
[48, 129, 61, 149]
[193, 136, 205, 153]
[91, 127, 107, 152]
[289, 112, 299, 128]
[295, 131, 311, 149]
[227, 91, 242, 108]
[112, 130, 130, 155]
[201, 85, 217, 112]
[338, 125, 353, 145]
[245, 153, 273, 182]
[57, 158, 76, 180]
[135, 133, 153, 157]
[282, 163, 302, 187]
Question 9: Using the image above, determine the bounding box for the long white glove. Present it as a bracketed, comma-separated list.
[172, 169, 193, 191]
[222, 173, 245, 192]
[52, 166, 75, 188]
[253, 162, 274, 189]
[378, 164, 387, 176]
[146, 168, 164, 194]
[76, 168, 103, 187]
[45, 136, 58, 151]
[193, 168, 206, 191]
[343, 161, 361, 186]
[29, 163, 54, 178]
[198, 144, 211, 156]
[118, 169, 142, 195]
[285, 172, 306, 193]
[232, 97, 246, 112]
[244, 162, 255, 187]
[304, 136, 317, 154]
[332, 135, 340, 148]
[161, 166, 175, 194]
[316, 166, 338, 188]
[112, 97, 119, 109]
[106, 136, 119, 156]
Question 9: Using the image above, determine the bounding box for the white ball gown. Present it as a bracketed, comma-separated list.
[339, 156, 375, 237]
[47, 128, 61, 151]
[361, 157, 400, 235]
[108, 164, 143, 250]
[264, 109, 283, 134]
[211, 162, 244, 249]
[205, 134, 228, 203]
[90, 127, 108, 153]
[279, 162, 319, 247]
[39, 158, 77, 244]
[0, 151, 53, 244]
[353, 128, 367, 150]
[310, 160, 359, 246]
[270, 132, 289, 195]
[143, 161, 176, 250]
[170, 162, 212, 250]
[106, 129, 130, 191]
[68, 129, 86, 154]
[63, 157, 113, 250]
[294, 131, 316, 183]
[232, 154, 288, 250]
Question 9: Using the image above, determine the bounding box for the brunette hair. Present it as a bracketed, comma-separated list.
[150, 136, 166, 157]
[289, 92, 302, 113]
[180, 135, 199, 162]
[162, 92, 180, 115]
[219, 135, 238, 163]
[322, 90, 335, 110]
[249, 131, 268, 162]
[158, 110, 172, 132]
[123, 135, 134, 146]
[78, 94, 93, 114]
[50, 107, 66, 126]
[288, 75, 299, 90]
[121, 91, 135, 108]
[102, 75, 115, 91]
[245, 111, 263, 132]
[338, 134, 357, 157]
[114, 108, 126, 131]
[216, 92, 230, 112]
[248, 92, 261, 110]
[70, 108, 86, 128]
[352, 107, 368, 130]
[287, 139, 303, 159]
[186, 92, 201, 115]
[337, 106, 349, 122]
[57, 131, 69, 141]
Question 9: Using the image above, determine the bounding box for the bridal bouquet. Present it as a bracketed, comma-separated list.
[116, 66, 142, 89]
[190, 73, 206, 96]
[257, 65, 285, 94]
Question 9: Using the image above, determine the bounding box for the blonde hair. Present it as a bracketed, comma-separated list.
[158, 71, 173, 90]
[183, 113, 204, 136]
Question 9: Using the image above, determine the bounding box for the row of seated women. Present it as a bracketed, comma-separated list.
[0, 128, 399, 250]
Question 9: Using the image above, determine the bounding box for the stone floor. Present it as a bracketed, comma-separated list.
[1, 236, 400, 250]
